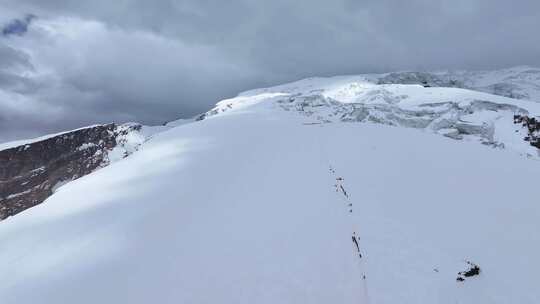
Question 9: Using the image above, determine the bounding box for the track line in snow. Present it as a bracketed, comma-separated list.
[309, 123, 371, 302]
[328, 164, 371, 303]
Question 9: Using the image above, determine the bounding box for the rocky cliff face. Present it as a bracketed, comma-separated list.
[0, 123, 144, 220]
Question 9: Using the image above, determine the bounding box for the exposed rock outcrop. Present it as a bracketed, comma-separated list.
[0, 123, 144, 220]
[514, 114, 540, 149]
[457, 261, 481, 282]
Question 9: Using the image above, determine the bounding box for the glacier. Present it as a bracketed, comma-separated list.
[0, 68, 540, 303]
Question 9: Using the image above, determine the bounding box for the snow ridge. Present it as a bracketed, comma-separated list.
[1, 67, 540, 304]
[202, 77, 540, 159]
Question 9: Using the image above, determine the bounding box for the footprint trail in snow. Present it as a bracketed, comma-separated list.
[329, 166, 367, 269]
[329, 165, 371, 303]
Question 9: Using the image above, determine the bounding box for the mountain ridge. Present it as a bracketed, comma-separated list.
[2, 66, 540, 221]
[0, 66, 539, 303]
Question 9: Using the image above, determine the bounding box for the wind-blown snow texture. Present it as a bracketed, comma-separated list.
[1, 69, 540, 303]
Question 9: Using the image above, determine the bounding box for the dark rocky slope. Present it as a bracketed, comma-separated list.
[0, 123, 144, 220]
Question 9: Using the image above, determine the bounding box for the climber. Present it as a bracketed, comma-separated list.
[340, 185, 349, 198]
[352, 232, 361, 257]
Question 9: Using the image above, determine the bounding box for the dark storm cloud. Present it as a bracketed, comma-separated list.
[0, 0, 540, 142]
[2, 14, 35, 36]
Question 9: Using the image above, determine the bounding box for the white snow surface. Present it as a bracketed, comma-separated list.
[1, 72, 540, 303]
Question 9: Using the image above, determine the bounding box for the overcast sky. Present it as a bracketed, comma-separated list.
[1, 0, 540, 142]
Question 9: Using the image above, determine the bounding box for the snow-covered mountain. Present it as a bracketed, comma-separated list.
[0, 123, 172, 220]
[374, 65, 540, 102]
[203, 71, 540, 158]
[1, 67, 540, 303]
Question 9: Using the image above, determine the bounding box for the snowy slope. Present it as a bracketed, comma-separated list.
[441, 66, 540, 102]
[1, 81, 539, 303]
[207, 77, 540, 158]
[376, 66, 540, 102]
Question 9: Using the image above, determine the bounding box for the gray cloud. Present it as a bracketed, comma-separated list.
[2, 14, 35, 36]
[0, 0, 540, 142]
